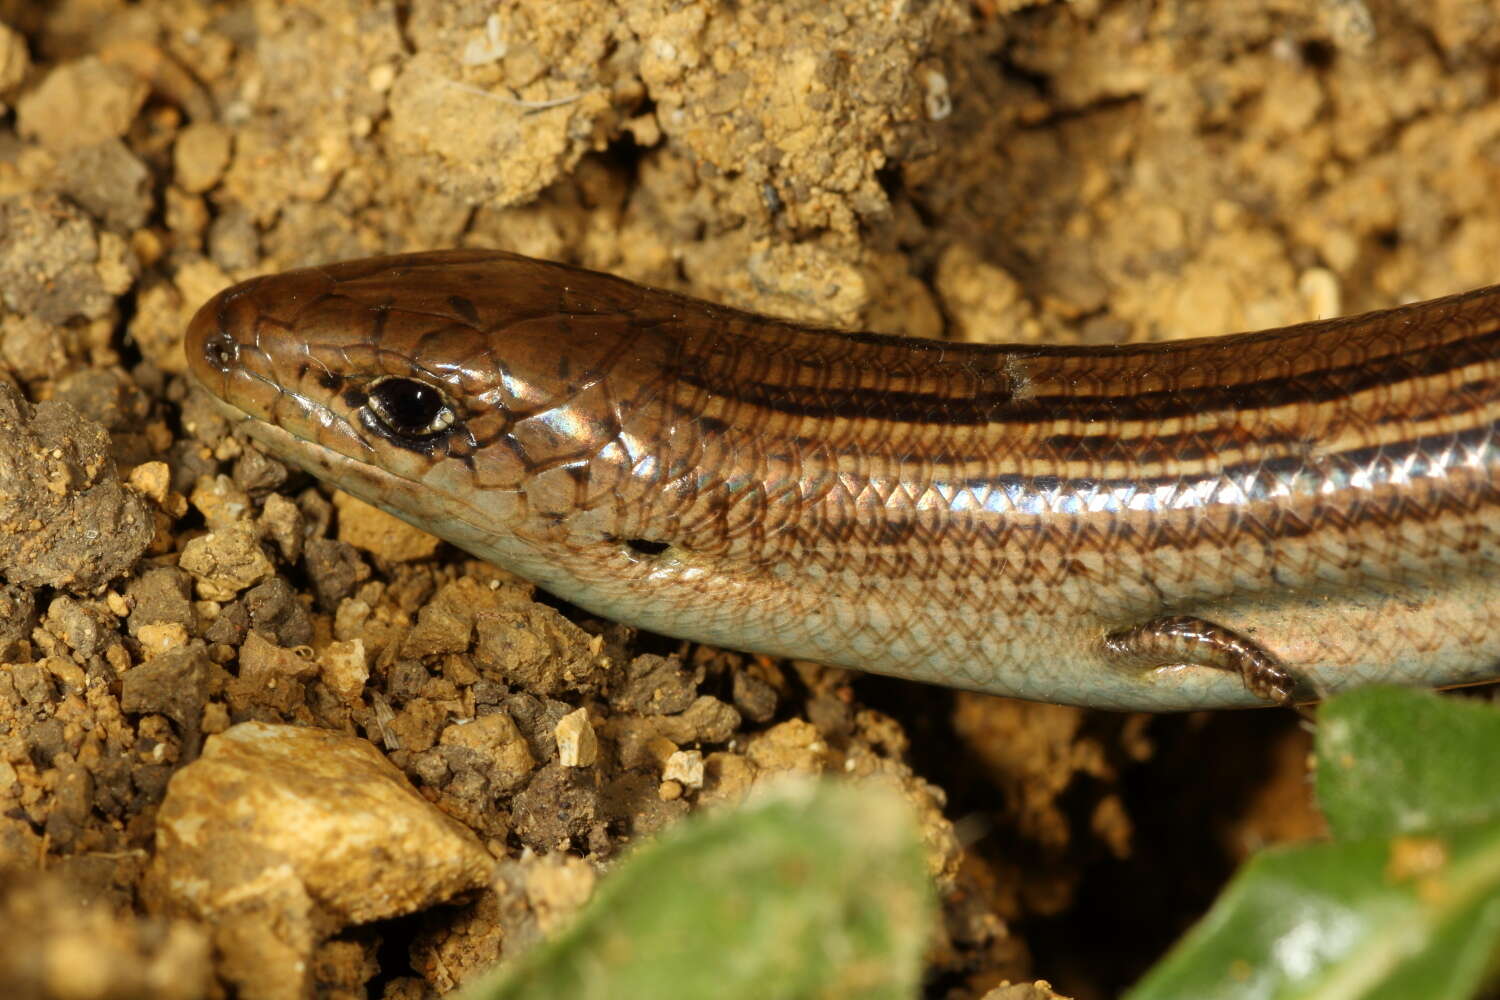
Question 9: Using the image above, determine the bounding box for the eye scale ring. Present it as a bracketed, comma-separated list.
[364, 376, 457, 441]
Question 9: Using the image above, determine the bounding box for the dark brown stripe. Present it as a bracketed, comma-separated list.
[678, 311, 1500, 428]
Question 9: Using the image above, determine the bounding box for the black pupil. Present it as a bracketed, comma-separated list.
[371, 379, 444, 436]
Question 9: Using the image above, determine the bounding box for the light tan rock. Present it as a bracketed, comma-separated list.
[150, 722, 493, 1000]
[319, 637, 368, 700]
[439, 711, 536, 793]
[555, 707, 598, 767]
[663, 749, 705, 790]
[136, 621, 189, 657]
[333, 489, 439, 563]
[178, 525, 273, 600]
[174, 121, 232, 194]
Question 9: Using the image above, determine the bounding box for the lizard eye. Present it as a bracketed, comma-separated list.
[364, 376, 457, 440]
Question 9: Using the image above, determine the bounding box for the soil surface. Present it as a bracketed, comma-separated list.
[0, 1, 1497, 998]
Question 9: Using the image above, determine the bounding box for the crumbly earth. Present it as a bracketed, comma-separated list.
[0, 0, 1492, 997]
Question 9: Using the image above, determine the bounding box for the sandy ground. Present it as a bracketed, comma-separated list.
[0, 0, 1497, 997]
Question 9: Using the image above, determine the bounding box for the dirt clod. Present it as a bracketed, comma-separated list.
[119, 644, 219, 757]
[55, 139, 154, 232]
[15, 56, 148, 153]
[0, 870, 211, 1000]
[0, 380, 151, 592]
[0, 194, 136, 324]
[178, 525, 273, 601]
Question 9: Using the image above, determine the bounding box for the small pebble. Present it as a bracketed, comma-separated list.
[555, 708, 598, 768]
[178, 526, 274, 600]
[174, 121, 232, 194]
[319, 638, 369, 701]
[136, 622, 189, 657]
[662, 749, 705, 790]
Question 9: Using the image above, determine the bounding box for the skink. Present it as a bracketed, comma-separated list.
[184, 250, 1500, 710]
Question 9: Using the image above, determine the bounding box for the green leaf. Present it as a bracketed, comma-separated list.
[460, 779, 935, 1000]
[1127, 822, 1500, 1000]
[1129, 686, 1500, 1000]
[1316, 686, 1500, 840]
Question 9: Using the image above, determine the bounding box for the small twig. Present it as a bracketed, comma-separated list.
[442, 78, 586, 113]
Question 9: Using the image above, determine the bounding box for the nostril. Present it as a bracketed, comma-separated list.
[203, 332, 239, 372]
